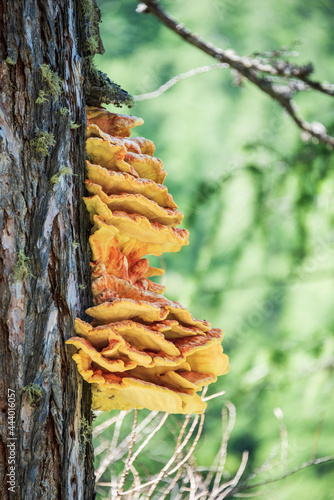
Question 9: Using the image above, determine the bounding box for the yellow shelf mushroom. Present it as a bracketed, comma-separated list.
[66, 108, 229, 414]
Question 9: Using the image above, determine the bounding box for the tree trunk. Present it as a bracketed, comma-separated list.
[0, 1, 98, 498]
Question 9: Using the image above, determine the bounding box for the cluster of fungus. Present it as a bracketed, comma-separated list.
[66, 107, 229, 414]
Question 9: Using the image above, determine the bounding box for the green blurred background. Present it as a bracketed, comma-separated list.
[93, 1, 334, 498]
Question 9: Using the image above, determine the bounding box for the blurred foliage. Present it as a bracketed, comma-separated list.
[93, 0, 334, 498]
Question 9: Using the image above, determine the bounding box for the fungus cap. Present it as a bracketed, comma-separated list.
[87, 107, 144, 137]
[85, 180, 183, 227]
[86, 298, 168, 324]
[88, 224, 129, 280]
[85, 197, 189, 262]
[146, 320, 206, 339]
[86, 162, 177, 208]
[66, 336, 138, 371]
[86, 137, 138, 177]
[129, 136, 155, 156]
[86, 295, 211, 332]
[157, 370, 217, 390]
[124, 152, 167, 183]
[74, 317, 181, 356]
[87, 124, 155, 157]
[92, 379, 206, 414]
[71, 350, 206, 414]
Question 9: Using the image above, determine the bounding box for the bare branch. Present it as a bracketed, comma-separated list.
[145, 414, 201, 497]
[134, 64, 228, 100]
[94, 407, 334, 499]
[95, 410, 128, 482]
[203, 390, 226, 402]
[128, 465, 141, 500]
[137, 0, 334, 146]
[158, 468, 183, 500]
[95, 410, 158, 483]
[230, 454, 334, 496]
[93, 414, 124, 438]
[115, 409, 138, 498]
[167, 412, 205, 476]
[212, 403, 236, 494]
[216, 451, 250, 499]
[128, 412, 169, 468]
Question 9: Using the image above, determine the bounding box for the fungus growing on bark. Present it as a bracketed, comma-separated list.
[74, 318, 181, 355]
[66, 108, 229, 414]
[86, 107, 144, 136]
[85, 180, 183, 226]
[85, 198, 189, 265]
[86, 162, 176, 207]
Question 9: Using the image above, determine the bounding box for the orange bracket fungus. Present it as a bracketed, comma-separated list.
[66, 107, 229, 414]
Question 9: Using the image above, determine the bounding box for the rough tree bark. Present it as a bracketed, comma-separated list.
[0, 1, 107, 498]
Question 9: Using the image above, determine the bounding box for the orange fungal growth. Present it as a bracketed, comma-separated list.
[66, 108, 229, 414]
[87, 107, 144, 137]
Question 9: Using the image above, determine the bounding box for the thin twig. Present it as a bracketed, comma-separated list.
[158, 468, 183, 500]
[117, 413, 199, 496]
[94, 438, 110, 457]
[95, 410, 128, 482]
[187, 455, 207, 498]
[231, 454, 334, 495]
[204, 402, 235, 492]
[128, 412, 169, 468]
[211, 402, 236, 496]
[167, 412, 205, 476]
[109, 412, 129, 500]
[138, 0, 334, 146]
[128, 465, 141, 500]
[187, 464, 198, 500]
[134, 63, 228, 100]
[203, 390, 226, 402]
[145, 414, 201, 497]
[96, 410, 159, 481]
[216, 451, 249, 499]
[244, 444, 280, 482]
[93, 414, 123, 438]
[115, 409, 138, 499]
